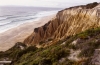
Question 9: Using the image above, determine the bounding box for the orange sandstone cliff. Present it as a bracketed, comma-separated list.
[24, 2, 100, 46]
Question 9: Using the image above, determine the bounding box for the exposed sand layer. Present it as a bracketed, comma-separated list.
[0, 14, 56, 51]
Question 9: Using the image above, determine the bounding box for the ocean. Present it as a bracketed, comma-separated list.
[0, 6, 61, 33]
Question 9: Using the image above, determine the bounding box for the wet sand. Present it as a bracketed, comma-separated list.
[0, 14, 56, 51]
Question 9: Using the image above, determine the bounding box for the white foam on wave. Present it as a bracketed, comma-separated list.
[33, 11, 58, 21]
[0, 10, 58, 33]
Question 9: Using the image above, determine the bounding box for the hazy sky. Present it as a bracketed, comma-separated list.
[0, 0, 99, 8]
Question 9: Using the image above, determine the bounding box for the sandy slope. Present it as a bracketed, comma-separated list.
[0, 14, 56, 51]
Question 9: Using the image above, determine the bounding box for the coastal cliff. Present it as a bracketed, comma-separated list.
[1, 2, 100, 65]
[24, 2, 100, 46]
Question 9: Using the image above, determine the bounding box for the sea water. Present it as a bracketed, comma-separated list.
[0, 6, 61, 33]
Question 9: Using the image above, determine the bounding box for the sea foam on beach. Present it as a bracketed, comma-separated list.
[0, 7, 61, 33]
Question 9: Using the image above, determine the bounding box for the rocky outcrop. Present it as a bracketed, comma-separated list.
[24, 2, 100, 45]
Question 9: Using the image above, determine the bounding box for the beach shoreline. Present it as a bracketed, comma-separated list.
[0, 14, 56, 51]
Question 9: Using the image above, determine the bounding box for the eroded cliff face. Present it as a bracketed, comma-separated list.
[54, 8, 99, 39]
[24, 2, 100, 46]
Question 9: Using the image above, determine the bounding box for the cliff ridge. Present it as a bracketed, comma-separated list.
[24, 2, 100, 47]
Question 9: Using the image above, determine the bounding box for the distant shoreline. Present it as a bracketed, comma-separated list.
[0, 9, 58, 34]
[0, 14, 56, 51]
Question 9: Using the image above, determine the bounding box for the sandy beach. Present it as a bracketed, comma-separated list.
[0, 14, 56, 51]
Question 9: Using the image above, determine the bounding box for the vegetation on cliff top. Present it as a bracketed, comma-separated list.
[0, 2, 100, 65]
[1, 27, 100, 65]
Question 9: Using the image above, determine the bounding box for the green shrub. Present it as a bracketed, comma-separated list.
[77, 27, 100, 39]
[7, 27, 100, 65]
[16, 46, 37, 59]
[79, 47, 94, 57]
[68, 44, 78, 50]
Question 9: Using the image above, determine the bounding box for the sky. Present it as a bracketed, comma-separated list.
[0, 0, 100, 8]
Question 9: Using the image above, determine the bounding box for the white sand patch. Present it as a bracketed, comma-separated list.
[68, 49, 81, 61]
